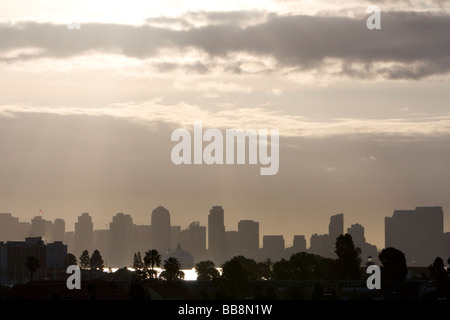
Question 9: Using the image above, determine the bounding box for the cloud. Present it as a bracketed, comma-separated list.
[1, 100, 450, 137]
[1, 10, 450, 79]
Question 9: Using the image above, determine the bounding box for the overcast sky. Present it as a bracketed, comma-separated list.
[1, 0, 450, 249]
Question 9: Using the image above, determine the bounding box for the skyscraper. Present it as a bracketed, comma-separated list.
[53, 218, 65, 242]
[329, 213, 344, 243]
[109, 212, 133, 267]
[238, 220, 259, 254]
[180, 221, 206, 262]
[262, 235, 285, 261]
[208, 206, 225, 261]
[385, 206, 443, 266]
[347, 223, 365, 247]
[151, 206, 171, 252]
[74, 212, 93, 258]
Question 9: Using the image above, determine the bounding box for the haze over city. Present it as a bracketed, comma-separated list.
[1, 0, 450, 251]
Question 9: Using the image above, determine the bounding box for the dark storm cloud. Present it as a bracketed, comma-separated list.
[1, 11, 450, 79]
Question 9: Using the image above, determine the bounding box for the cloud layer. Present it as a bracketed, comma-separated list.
[1, 10, 450, 79]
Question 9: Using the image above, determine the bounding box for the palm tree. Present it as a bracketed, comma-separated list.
[144, 249, 161, 280]
[25, 256, 40, 281]
[160, 257, 184, 282]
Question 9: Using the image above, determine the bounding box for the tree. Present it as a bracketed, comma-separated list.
[334, 234, 362, 280]
[79, 250, 90, 270]
[133, 252, 146, 282]
[63, 253, 77, 269]
[90, 249, 104, 271]
[429, 257, 449, 297]
[160, 257, 184, 281]
[272, 252, 335, 281]
[26, 256, 40, 281]
[195, 260, 220, 281]
[378, 247, 408, 294]
[144, 249, 161, 280]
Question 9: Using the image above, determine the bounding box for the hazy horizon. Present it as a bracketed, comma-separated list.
[1, 0, 450, 250]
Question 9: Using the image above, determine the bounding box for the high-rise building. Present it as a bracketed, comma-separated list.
[347, 223, 365, 247]
[238, 220, 259, 255]
[208, 206, 225, 261]
[109, 212, 133, 267]
[293, 235, 307, 252]
[93, 229, 110, 266]
[0, 213, 20, 241]
[52, 218, 65, 242]
[309, 233, 333, 258]
[30, 216, 53, 242]
[329, 213, 344, 244]
[180, 221, 206, 262]
[74, 213, 93, 258]
[262, 235, 285, 261]
[225, 230, 239, 258]
[171, 226, 181, 251]
[385, 206, 444, 266]
[151, 206, 171, 252]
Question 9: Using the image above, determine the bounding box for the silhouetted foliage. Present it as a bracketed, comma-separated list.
[379, 247, 408, 295]
[89, 249, 104, 270]
[160, 257, 184, 281]
[195, 260, 220, 281]
[79, 250, 90, 270]
[257, 258, 273, 280]
[25, 256, 40, 281]
[63, 253, 77, 268]
[334, 234, 362, 280]
[272, 252, 335, 280]
[429, 257, 449, 298]
[132, 252, 146, 282]
[144, 249, 161, 280]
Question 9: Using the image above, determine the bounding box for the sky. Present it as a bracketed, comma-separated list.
[1, 0, 450, 249]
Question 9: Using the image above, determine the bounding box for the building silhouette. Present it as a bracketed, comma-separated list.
[329, 213, 344, 244]
[208, 206, 226, 262]
[151, 206, 171, 252]
[179, 221, 206, 263]
[347, 223, 379, 265]
[52, 218, 65, 242]
[0, 237, 66, 285]
[263, 235, 285, 261]
[109, 212, 133, 267]
[74, 213, 93, 258]
[171, 226, 181, 251]
[309, 233, 333, 258]
[238, 220, 259, 255]
[385, 206, 444, 266]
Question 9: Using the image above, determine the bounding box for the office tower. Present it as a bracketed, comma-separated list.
[133, 225, 151, 256]
[309, 233, 333, 258]
[180, 221, 206, 262]
[329, 213, 344, 243]
[238, 220, 259, 254]
[109, 212, 133, 267]
[0, 213, 20, 241]
[171, 226, 181, 251]
[225, 230, 239, 257]
[385, 206, 443, 266]
[64, 231, 75, 255]
[30, 216, 53, 241]
[347, 223, 365, 247]
[52, 218, 65, 242]
[74, 212, 93, 258]
[151, 206, 171, 252]
[208, 206, 225, 261]
[0, 237, 47, 283]
[263, 235, 285, 261]
[93, 229, 110, 266]
[293, 235, 307, 252]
